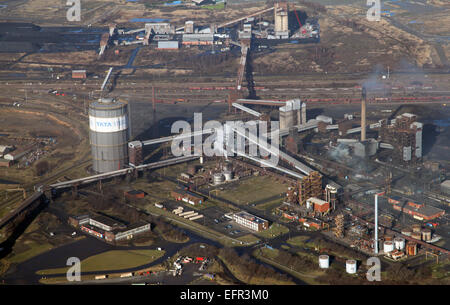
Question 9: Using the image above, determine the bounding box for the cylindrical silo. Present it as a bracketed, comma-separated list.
[401, 228, 412, 236]
[411, 232, 422, 241]
[393, 237, 405, 250]
[412, 224, 421, 233]
[213, 173, 224, 185]
[421, 229, 432, 242]
[383, 241, 394, 253]
[319, 255, 329, 269]
[346, 260, 357, 274]
[223, 170, 233, 181]
[89, 98, 129, 173]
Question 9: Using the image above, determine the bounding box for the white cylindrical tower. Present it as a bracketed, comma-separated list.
[89, 98, 129, 173]
[319, 255, 329, 269]
[346, 260, 357, 274]
[393, 237, 405, 250]
[383, 241, 394, 253]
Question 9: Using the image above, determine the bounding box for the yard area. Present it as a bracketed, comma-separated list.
[287, 235, 315, 248]
[219, 176, 287, 205]
[36, 249, 165, 275]
[256, 223, 289, 239]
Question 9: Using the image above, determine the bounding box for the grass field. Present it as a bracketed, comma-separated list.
[219, 176, 287, 205]
[253, 248, 325, 285]
[7, 242, 54, 264]
[256, 223, 289, 239]
[36, 249, 165, 275]
[254, 198, 284, 211]
[286, 235, 315, 248]
[218, 253, 294, 285]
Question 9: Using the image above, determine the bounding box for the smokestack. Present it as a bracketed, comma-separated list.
[374, 194, 378, 254]
[361, 85, 367, 141]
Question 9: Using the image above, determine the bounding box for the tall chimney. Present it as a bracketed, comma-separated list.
[374, 194, 378, 254]
[361, 85, 367, 141]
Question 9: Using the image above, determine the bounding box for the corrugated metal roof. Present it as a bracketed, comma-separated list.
[158, 41, 179, 48]
[182, 33, 213, 41]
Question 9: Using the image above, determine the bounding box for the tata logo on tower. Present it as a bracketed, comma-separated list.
[89, 116, 128, 133]
[96, 121, 114, 128]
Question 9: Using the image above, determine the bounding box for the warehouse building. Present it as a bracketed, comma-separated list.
[171, 188, 204, 205]
[0, 158, 13, 167]
[72, 70, 87, 79]
[68, 214, 150, 243]
[182, 33, 214, 45]
[105, 222, 151, 242]
[89, 215, 126, 232]
[157, 41, 179, 50]
[393, 202, 445, 221]
[3, 144, 35, 161]
[306, 197, 330, 213]
[233, 211, 269, 232]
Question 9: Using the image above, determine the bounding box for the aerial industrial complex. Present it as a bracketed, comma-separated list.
[0, 0, 449, 287]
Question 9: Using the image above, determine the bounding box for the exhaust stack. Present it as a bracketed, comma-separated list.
[361, 85, 367, 141]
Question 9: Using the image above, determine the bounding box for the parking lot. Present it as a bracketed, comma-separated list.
[157, 199, 253, 238]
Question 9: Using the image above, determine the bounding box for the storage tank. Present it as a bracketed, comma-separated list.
[401, 228, 412, 236]
[213, 173, 224, 185]
[318, 255, 329, 269]
[393, 237, 405, 250]
[421, 229, 432, 242]
[89, 98, 129, 173]
[223, 170, 233, 181]
[411, 232, 422, 241]
[346, 260, 357, 274]
[412, 224, 421, 233]
[383, 241, 394, 253]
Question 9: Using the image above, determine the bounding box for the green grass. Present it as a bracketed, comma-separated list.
[218, 253, 294, 285]
[8, 242, 54, 264]
[236, 234, 260, 244]
[253, 248, 326, 285]
[256, 223, 289, 239]
[203, 2, 225, 10]
[36, 249, 164, 275]
[286, 235, 313, 248]
[254, 198, 284, 211]
[219, 176, 287, 205]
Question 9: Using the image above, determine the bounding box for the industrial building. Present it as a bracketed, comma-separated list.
[171, 188, 205, 205]
[157, 41, 179, 50]
[3, 144, 35, 161]
[0, 158, 13, 167]
[379, 113, 423, 163]
[89, 98, 129, 173]
[182, 33, 214, 46]
[71, 70, 87, 79]
[306, 197, 330, 213]
[392, 201, 445, 221]
[128, 141, 143, 167]
[68, 214, 150, 243]
[233, 211, 269, 231]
